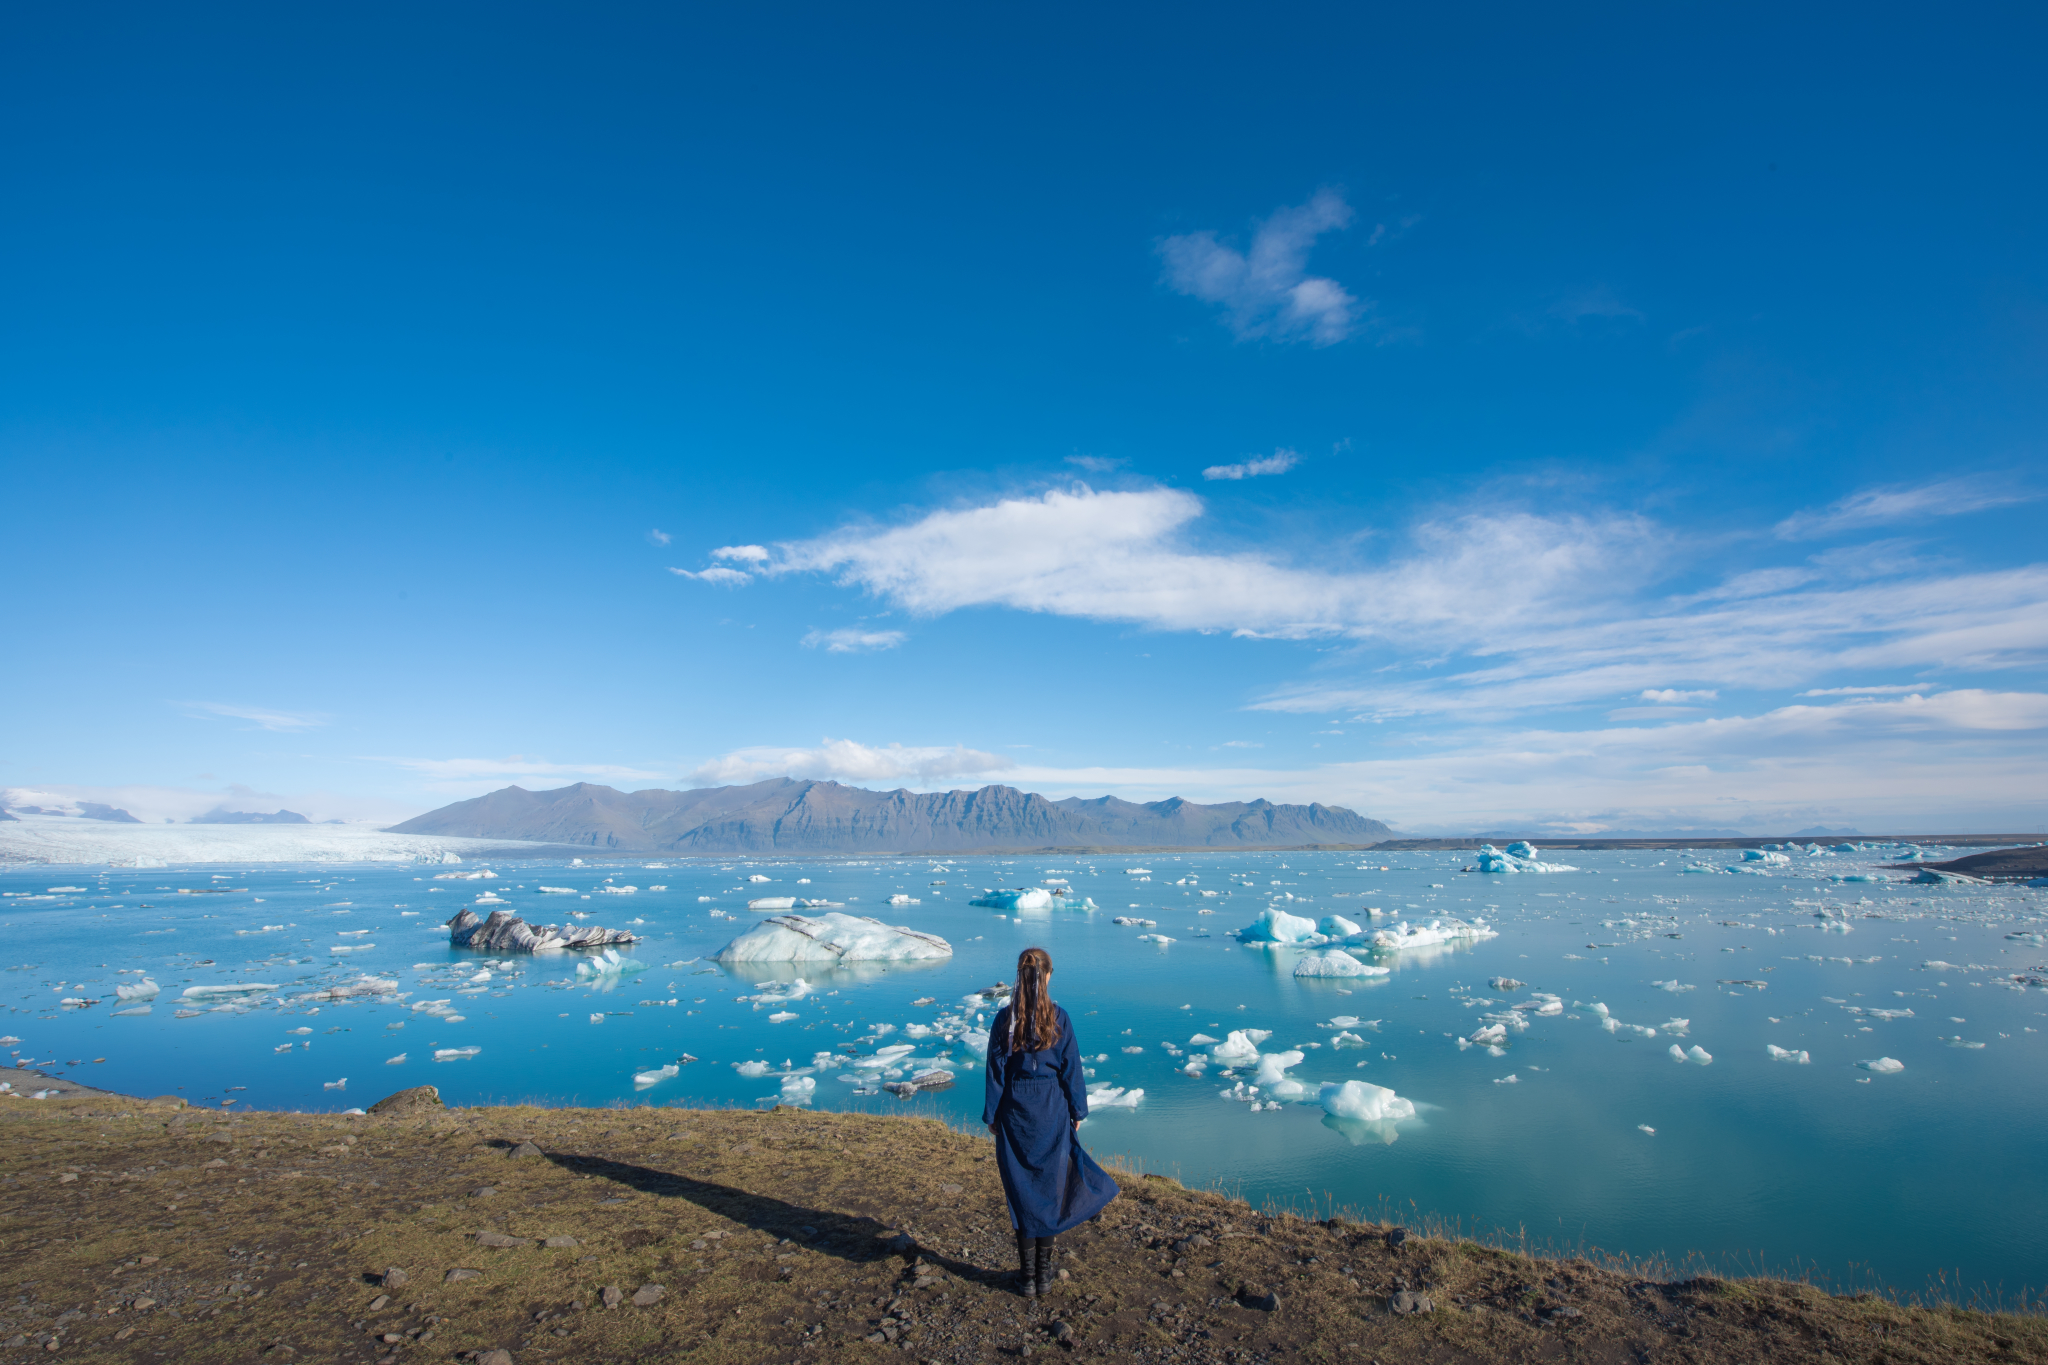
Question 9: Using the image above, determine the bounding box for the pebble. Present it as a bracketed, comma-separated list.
[601, 1286, 623, 1309]
[445, 1268, 482, 1283]
[632, 1284, 665, 1307]
[1387, 1227, 1407, 1250]
[543, 1236, 579, 1249]
[475, 1231, 530, 1248]
[1390, 1291, 1434, 1315]
[381, 1267, 409, 1288]
[470, 1187, 498, 1198]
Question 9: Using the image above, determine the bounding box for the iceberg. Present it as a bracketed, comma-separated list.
[712, 912, 952, 964]
[734, 1059, 770, 1077]
[1739, 849, 1792, 865]
[1319, 1079, 1416, 1122]
[1252, 1050, 1307, 1098]
[1688, 1046, 1713, 1065]
[1087, 1084, 1143, 1108]
[1236, 908, 1321, 944]
[446, 908, 637, 953]
[575, 948, 649, 978]
[1317, 915, 1362, 939]
[780, 1075, 818, 1102]
[115, 979, 160, 1001]
[1292, 949, 1388, 978]
[1475, 843, 1580, 874]
[1368, 918, 1497, 951]
[634, 1063, 680, 1087]
[1209, 1029, 1267, 1067]
[434, 1047, 481, 1061]
[1857, 1057, 1905, 1074]
[971, 888, 1041, 910]
[181, 983, 278, 1000]
[747, 897, 798, 911]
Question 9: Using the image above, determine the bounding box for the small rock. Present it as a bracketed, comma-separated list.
[206, 1131, 235, 1144]
[1543, 1304, 1583, 1320]
[471, 1187, 498, 1198]
[203, 1158, 228, 1169]
[476, 1351, 515, 1365]
[367, 1085, 443, 1116]
[631, 1284, 665, 1307]
[380, 1267, 409, 1288]
[1051, 1321, 1074, 1341]
[114, 1327, 135, 1342]
[506, 1142, 544, 1159]
[601, 1285, 623, 1309]
[543, 1236, 579, 1249]
[1387, 1227, 1408, 1250]
[368, 1294, 389, 1311]
[1240, 1289, 1280, 1312]
[939, 1183, 963, 1195]
[57, 1173, 78, 1184]
[1390, 1290, 1434, 1315]
[131, 1298, 156, 1310]
[444, 1268, 483, 1283]
[474, 1231, 531, 1248]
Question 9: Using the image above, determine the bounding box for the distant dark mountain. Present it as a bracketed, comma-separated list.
[77, 803, 142, 823]
[0, 807, 15, 822]
[388, 779, 1391, 854]
[191, 808, 311, 825]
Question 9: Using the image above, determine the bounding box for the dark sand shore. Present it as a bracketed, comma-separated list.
[2, 1086, 2041, 1364]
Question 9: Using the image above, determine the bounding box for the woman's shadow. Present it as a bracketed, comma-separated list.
[536, 1147, 1015, 1290]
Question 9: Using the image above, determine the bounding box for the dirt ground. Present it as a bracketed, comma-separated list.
[1, 1086, 2042, 1364]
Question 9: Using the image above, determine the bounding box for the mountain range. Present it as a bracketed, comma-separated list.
[387, 779, 1391, 854]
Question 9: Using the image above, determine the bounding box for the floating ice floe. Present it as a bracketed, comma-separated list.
[1857, 1057, 1905, 1074]
[1369, 918, 1496, 951]
[446, 908, 636, 952]
[1137, 934, 1175, 945]
[182, 983, 278, 1000]
[887, 895, 919, 906]
[1766, 1044, 1811, 1063]
[1651, 980, 1694, 993]
[634, 1063, 680, 1086]
[575, 949, 649, 978]
[323, 1078, 347, 1090]
[116, 979, 160, 1001]
[1475, 842, 1580, 874]
[733, 1059, 771, 1077]
[747, 897, 798, 910]
[537, 886, 576, 894]
[1253, 1050, 1307, 1097]
[1320, 1079, 1415, 1122]
[1087, 1083, 1143, 1108]
[386, 1053, 406, 1065]
[1236, 908, 1321, 944]
[1668, 1044, 1713, 1064]
[435, 1047, 481, 1061]
[712, 912, 952, 964]
[968, 888, 1055, 911]
[1209, 1029, 1268, 1067]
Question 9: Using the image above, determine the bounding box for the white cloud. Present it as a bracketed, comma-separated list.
[713, 544, 771, 562]
[687, 739, 1015, 787]
[800, 627, 907, 653]
[647, 528, 672, 546]
[1799, 684, 1938, 696]
[1640, 688, 1718, 703]
[1202, 449, 1301, 481]
[1159, 190, 1362, 346]
[669, 566, 751, 586]
[1066, 455, 1123, 473]
[1775, 477, 2035, 539]
[181, 702, 329, 732]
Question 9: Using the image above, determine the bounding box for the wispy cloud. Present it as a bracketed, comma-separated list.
[713, 545, 771, 562]
[800, 627, 907, 653]
[1799, 683, 1937, 697]
[669, 566, 751, 586]
[1159, 190, 1362, 346]
[1202, 449, 1301, 481]
[1065, 455, 1123, 473]
[1640, 688, 1718, 703]
[647, 528, 672, 546]
[762, 482, 2048, 724]
[688, 739, 1014, 787]
[1775, 477, 2034, 539]
[180, 701, 329, 733]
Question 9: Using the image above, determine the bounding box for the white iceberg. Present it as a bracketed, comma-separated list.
[1857, 1057, 1904, 1074]
[1475, 842, 1579, 874]
[182, 983, 277, 1000]
[1766, 1044, 1811, 1064]
[116, 979, 160, 1001]
[1319, 1079, 1416, 1122]
[780, 1075, 817, 1102]
[1252, 1050, 1307, 1098]
[1316, 915, 1362, 938]
[734, 1059, 771, 1077]
[1369, 918, 1497, 951]
[1292, 949, 1388, 978]
[712, 912, 952, 964]
[1086, 1084, 1143, 1108]
[575, 948, 649, 978]
[435, 1046, 481, 1061]
[968, 888, 1055, 911]
[1236, 908, 1320, 944]
[1209, 1029, 1268, 1067]
[634, 1063, 680, 1087]
[747, 897, 798, 911]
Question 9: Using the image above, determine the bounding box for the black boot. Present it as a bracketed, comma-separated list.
[1016, 1229, 1038, 1298]
[1033, 1235, 1057, 1297]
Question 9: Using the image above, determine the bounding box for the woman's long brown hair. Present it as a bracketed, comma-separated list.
[1011, 946, 1061, 1051]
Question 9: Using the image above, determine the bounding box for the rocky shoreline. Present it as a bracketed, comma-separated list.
[0, 1086, 2040, 1363]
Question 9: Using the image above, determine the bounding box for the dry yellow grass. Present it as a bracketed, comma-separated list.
[1, 1088, 2041, 1363]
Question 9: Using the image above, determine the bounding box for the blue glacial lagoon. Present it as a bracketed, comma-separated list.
[4, 847, 2044, 1299]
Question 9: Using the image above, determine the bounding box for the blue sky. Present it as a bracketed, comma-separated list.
[4, 2, 2045, 834]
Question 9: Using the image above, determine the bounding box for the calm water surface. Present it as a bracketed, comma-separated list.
[4, 848, 2043, 1297]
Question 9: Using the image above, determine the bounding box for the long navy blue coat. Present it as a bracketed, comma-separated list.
[982, 1003, 1119, 1237]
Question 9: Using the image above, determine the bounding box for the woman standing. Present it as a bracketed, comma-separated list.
[983, 946, 1119, 1298]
